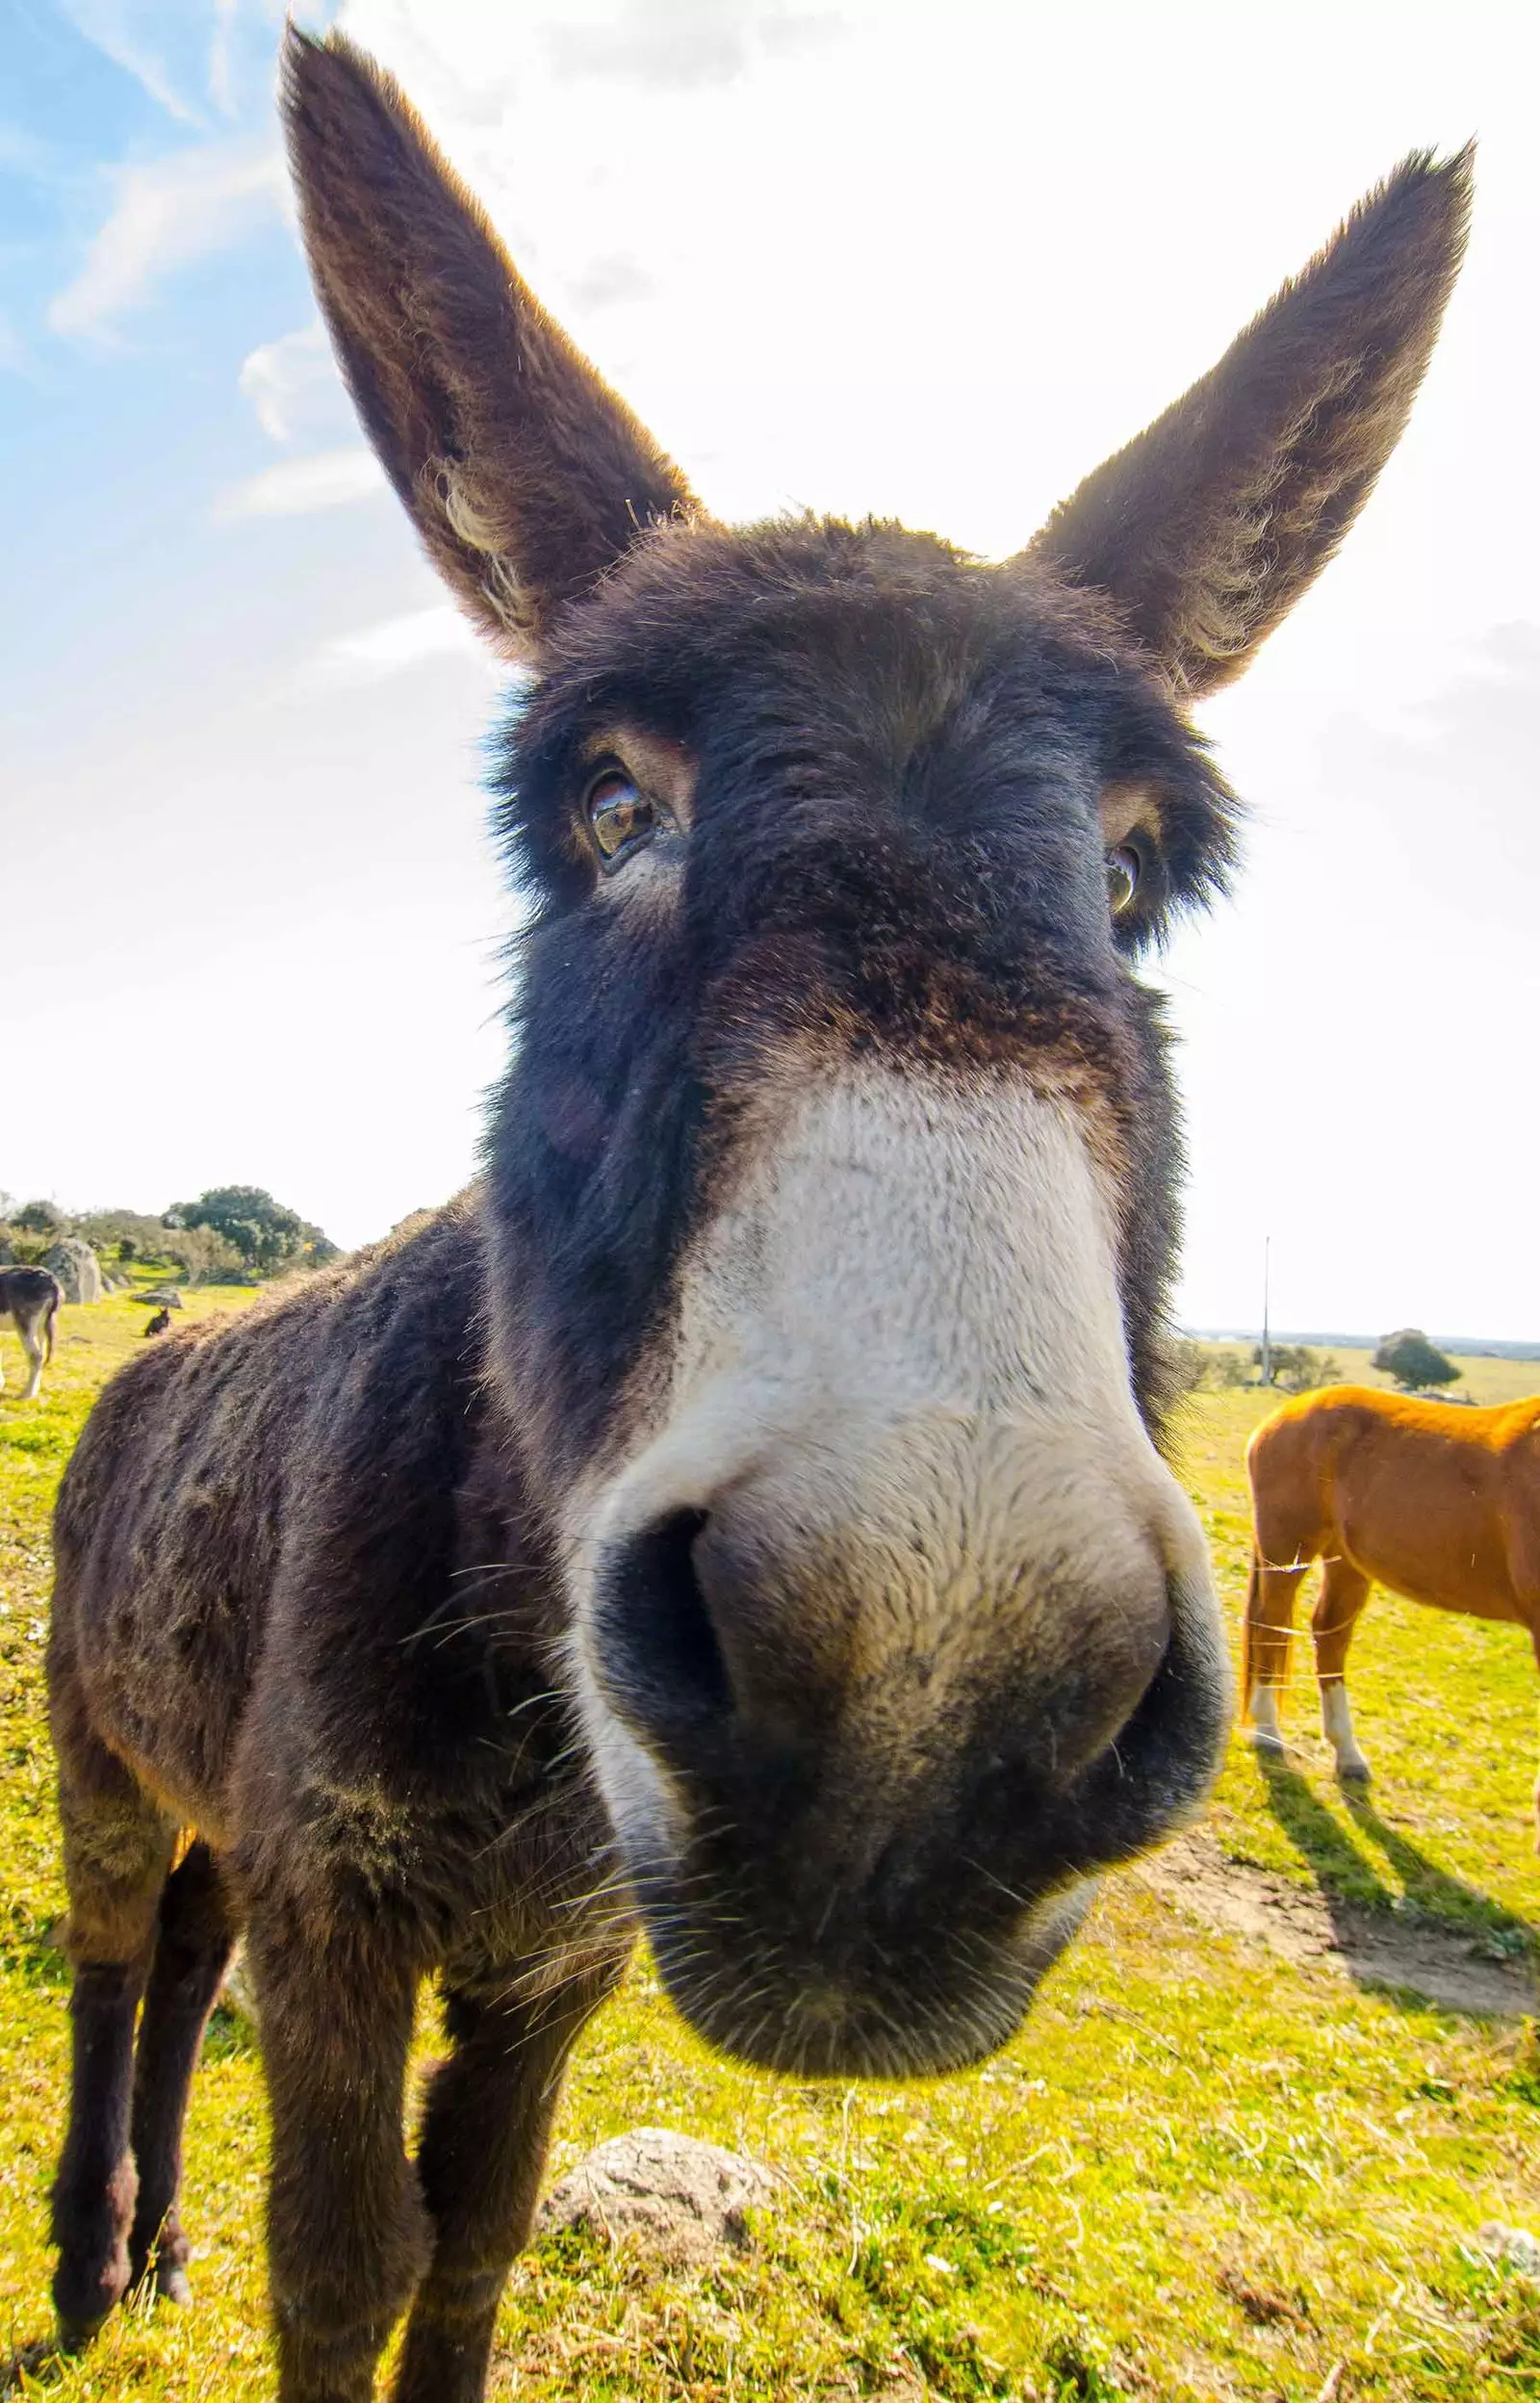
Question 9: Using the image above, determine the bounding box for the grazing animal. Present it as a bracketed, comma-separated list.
[1244, 1385, 1540, 1813]
[1, 1265, 63, 1401]
[45, 29, 1471, 2402]
[142, 1307, 171, 1338]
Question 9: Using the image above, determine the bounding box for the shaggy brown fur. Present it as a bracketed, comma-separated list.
[1, 1264, 62, 1400]
[45, 28, 1471, 2403]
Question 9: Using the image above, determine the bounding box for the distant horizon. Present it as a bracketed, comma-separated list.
[1185, 1327, 1540, 1359]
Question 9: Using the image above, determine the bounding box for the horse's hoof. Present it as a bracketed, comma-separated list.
[156, 2265, 193, 2309]
[1246, 1728, 1287, 1758]
[1337, 1759, 1373, 1786]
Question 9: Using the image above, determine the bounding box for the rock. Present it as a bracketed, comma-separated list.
[0, 1235, 13, 1265]
[536, 2129, 775, 2264]
[220, 1946, 259, 2028]
[1478, 2221, 1540, 2279]
[41, 1239, 102, 1305]
[136, 1286, 184, 1307]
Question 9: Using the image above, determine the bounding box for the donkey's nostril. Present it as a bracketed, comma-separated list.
[591, 1508, 732, 1740]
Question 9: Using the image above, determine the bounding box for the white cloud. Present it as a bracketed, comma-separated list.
[238, 323, 336, 442]
[48, 139, 286, 338]
[58, 0, 202, 124]
[212, 446, 386, 521]
[316, 604, 483, 682]
[209, 0, 240, 116]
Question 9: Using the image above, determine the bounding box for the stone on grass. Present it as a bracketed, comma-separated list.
[1479, 2221, 1540, 2279]
[537, 2129, 774, 2265]
[42, 1239, 102, 1305]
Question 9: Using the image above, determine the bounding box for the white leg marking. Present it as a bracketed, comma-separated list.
[1321, 1679, 1371, 1782]
[1248, 1683, 1286, 1754]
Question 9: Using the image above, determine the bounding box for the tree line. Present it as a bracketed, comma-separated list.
[0, 1187, 338, 1286]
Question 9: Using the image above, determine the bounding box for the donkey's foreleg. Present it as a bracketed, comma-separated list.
[249, 1917, 429, 2403]
[127, 1840, 235, 2301]
[49, 1744, 178, 2347]
[1312, 1560, 1373, 1782]
[393, 1958, 625, 2403]
[20, 1318, 45, 1401]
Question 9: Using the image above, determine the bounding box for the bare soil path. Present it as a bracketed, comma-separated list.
[1141, 1827, 1536, 2019]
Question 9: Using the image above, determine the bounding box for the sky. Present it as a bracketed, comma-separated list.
[3, 0, 1538, 1339]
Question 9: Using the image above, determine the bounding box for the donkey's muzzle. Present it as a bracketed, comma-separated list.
[583, 1475, 1229, 2075]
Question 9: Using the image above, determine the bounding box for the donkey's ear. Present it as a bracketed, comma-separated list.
[281, 27, 699, 659]
[1030, 149, 1472, 697]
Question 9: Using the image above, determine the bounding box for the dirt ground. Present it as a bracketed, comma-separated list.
[1140, 1827, 1537, 2021]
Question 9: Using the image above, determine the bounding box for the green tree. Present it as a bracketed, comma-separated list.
[166, 1186, 338, 1279]
[1372, 1328, 1460, 1392]
[13, 1199, 65, 1236]
[1252, 1343, 1340, 1394]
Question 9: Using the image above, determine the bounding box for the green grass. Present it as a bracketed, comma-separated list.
[3, 1313, 1540, 2398]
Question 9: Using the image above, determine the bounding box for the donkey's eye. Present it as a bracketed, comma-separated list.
[1106, 845, 1140, 914]
[587, 771, 657, 865]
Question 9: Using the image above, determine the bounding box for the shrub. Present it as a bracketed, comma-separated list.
[13, 1199, 64, 1236]
[167, 1186, 338, 1279]
[71, 1210, 244, 1287]
[1254, 1343, 1341, 1394]
[1372, 1328, 1460, 1391]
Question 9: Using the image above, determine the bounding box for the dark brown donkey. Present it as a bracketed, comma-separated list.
[46, 30, 1470, 2402]
[1, 1264, 63, 1401]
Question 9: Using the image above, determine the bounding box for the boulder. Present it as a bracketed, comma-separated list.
[536, 2129, 774, 2265]
[137, 1286, 185, 1308]
[42, 1238, 102, 1305]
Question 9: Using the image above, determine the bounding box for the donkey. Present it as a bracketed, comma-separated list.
[1244, 1385, 1540, 1821]
[1, 1264, 63, 1400]
[45, 28, 1470, 2402]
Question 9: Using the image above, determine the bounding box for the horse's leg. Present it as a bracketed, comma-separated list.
[248, 1907, 429, 2403]
[1312, 1558, 1373, 1781]
[127, 1840, 235, 2303]
[394, 1960, 624, 2403]
[50, 1730, 177, 2347]
[1244, 1545, 1311, 1754]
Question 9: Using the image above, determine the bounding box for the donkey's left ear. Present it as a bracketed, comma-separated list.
[1029, 147, 1473, 697]
[281, 26, 700, 659]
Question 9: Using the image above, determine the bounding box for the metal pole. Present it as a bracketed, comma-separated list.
[1261, 1234, 1271, 1385]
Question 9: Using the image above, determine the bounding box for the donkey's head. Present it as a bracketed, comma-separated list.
[285, 33, 1468, 2075]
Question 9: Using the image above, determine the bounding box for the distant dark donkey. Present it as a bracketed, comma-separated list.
[46, 29, 1470, 2403]
[1, 1265, 62, 1401]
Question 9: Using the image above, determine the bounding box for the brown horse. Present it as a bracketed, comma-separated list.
[44, 27, 1470, 2403]
[1, 1265, 63, 1401]
[1244, 1385, 1540, 1818]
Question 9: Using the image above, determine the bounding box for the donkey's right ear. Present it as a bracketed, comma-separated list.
[281, 27, 699, 659]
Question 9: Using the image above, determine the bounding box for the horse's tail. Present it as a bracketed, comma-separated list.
[43, 1285, 60, 1362]
[1240, 1547, 1262, 1717]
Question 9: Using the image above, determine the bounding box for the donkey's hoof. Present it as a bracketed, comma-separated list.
[54, 2312, 110, 2357]
[156, 2265, 193, 2309]
[1336, 1757, 1373, 1786]
[1245, 1727, 1288, 1758]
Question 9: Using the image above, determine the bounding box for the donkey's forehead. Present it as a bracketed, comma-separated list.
[523, 516, 1143, 752]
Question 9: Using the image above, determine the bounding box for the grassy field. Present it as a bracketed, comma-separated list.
[3, 1304, 1539, 2399]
